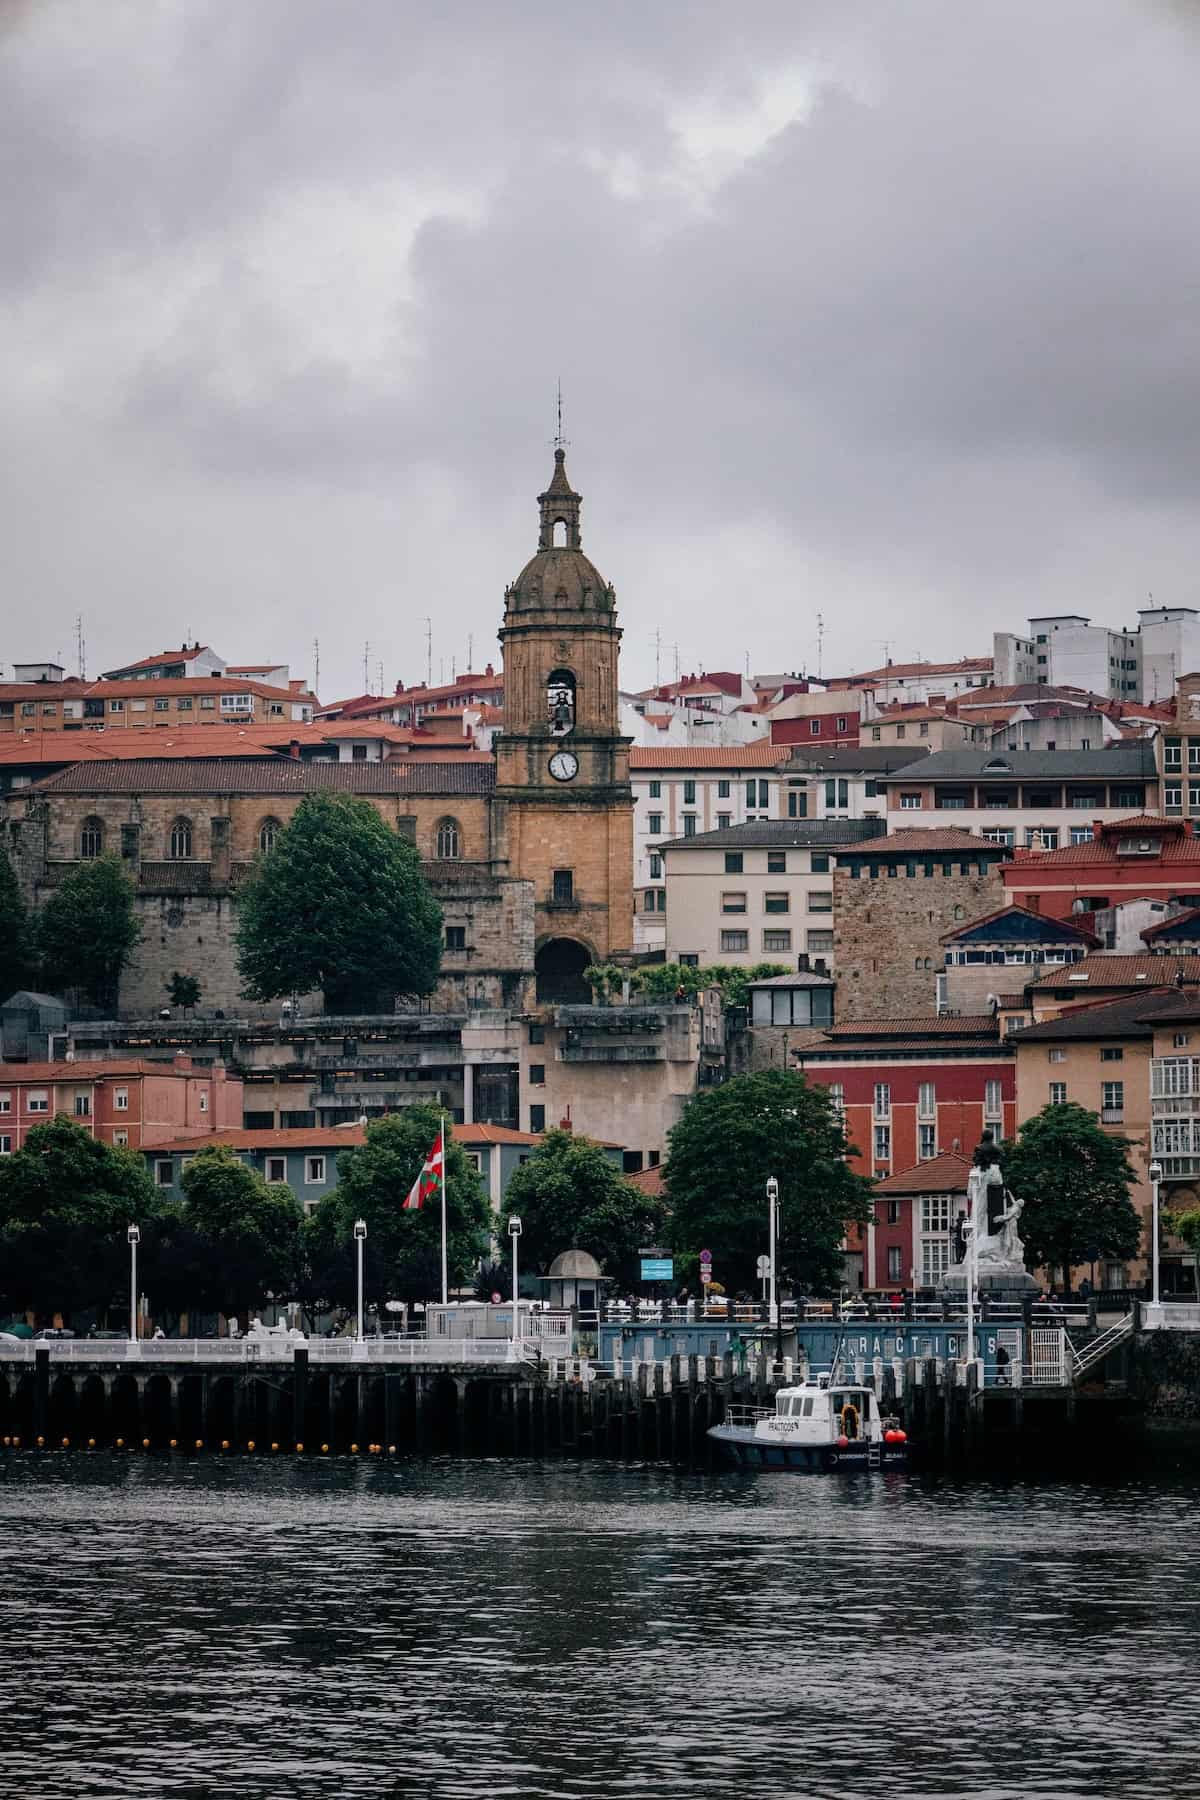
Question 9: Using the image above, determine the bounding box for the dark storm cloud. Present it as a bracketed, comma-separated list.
[3, 1, 1200, 692]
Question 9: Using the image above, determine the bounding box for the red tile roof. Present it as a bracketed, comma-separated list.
[874, 1152, 972, 1195]
[629, 744, 788, 769]
[834, 827, 1004, 854]
[101, 647, 214, 673]
[32, 758, 495, 795]
[0, 1059, 212, 1082]
[1026, 954, 1200, 991]
[842, 657, 992, 684]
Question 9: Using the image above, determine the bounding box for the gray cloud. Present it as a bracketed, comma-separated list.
[3, 1, 1200, 693]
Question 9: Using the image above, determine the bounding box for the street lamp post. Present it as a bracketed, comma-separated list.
[508, 1216, 523, 1347]
[127, 1223, 140, 1345]
[353, 1218, 367, 1342]
[766, 1176, 781, 1368]
[1149, 1161, 1163, 1311]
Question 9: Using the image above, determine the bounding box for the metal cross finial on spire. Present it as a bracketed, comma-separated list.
[553, 378, 568, 452]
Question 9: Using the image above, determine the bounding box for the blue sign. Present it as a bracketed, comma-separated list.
[640, 1257, 674, 1283]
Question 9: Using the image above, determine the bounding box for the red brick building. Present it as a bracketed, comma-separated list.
[0, 1055, 241, 1153]
[871, 1151, 971, 1290]
[1004, 815, 1200, 922]
[792, 1014, 1015, 1183]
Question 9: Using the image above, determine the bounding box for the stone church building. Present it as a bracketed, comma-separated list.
[6, 450, 635, 1018]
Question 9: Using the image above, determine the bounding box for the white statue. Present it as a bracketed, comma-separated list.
[966, 1152, 1027, 1272]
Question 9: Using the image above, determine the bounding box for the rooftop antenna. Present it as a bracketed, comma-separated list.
[377, 659, 384, 696]
[76, 614, 86, 680]
[363, 640, 370, 693]
[653, 627, 662, 687]
[467, 632, 474, 671]
[424, 617, 432, 687]
[673, 643, 680, 684]
[312, 637, 320, 696]
[817, 612, 824, 680]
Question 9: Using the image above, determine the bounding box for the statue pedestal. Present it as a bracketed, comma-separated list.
[941, 1265, 1039, 1302]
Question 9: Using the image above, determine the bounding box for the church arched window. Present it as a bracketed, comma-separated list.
[79, 817, 104, 860]
[547, 668, 576, 737]
[168, 817, 193, 860]
[436, 818, 461, 860]
[552, 518, 568, 548]
[258, 817, 281, 855]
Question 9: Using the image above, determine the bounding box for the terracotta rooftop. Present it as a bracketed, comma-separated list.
[100, 646, 213, 674]
[833, 828, 1006, 855]
[874, 1152, 972, 1196]
[842, 657, 992, 683]
[1026, 954, 1200, 991]
[629, 744, 788, 769]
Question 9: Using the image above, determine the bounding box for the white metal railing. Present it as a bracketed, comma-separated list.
[1069, 1311, 1133, 1373]
[0, 1336, 531, 1366]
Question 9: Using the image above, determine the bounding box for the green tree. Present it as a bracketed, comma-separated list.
[0, 846, 33, 1000]
[664, 1068, 872, 1295]
[1001, 1103, 1141, 1288]
[302, 1107, 491, 1307]
[630, 961, 788, 1008]
[0, 1116, 163, 1324]
[167, 971, 201, 1013]
[179, 1145, 302, 1319]
[1170, 1205, 1200, 1296]
[235, 791, 443, 1012]
[499, 1129, 664, 1285]
[37, 854, 141, 1010]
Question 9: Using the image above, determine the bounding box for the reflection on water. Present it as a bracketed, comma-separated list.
[1, 1456, 1198, 1798]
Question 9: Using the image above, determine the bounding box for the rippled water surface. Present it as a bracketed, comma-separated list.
[1, 1456, 1198, 1798]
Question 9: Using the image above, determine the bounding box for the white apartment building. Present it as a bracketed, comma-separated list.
[660, 819, 885, 971]
[994, 608, 1200, 703]
[631, 745, 788, 951]
[877, 745, 1158, 848]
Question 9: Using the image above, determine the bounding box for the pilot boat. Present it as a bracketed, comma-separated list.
[708, 1374, 909, 1472]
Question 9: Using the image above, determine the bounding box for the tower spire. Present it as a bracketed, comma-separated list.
[554, 378, 567, 453]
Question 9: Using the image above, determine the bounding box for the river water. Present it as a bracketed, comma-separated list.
[0, 1455, 1196, 1799]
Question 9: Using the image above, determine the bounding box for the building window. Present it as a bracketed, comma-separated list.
[1049, 1082, 1067, 1104]
[647, 812, 663, 835]
[1100, 1047, 1123, 1063]
[108, 699, 124, 714]
[811, 853, 830, 873]
[764, 892, 790, 914]
[649, 854, 663, 880]
[552, 869, 574, 902]
[1102, 1081, 1124, 1122]
[721, 892, 747, 913]
[436, 818, 461, 860]
[259, 818, 281, 855]
[530, 1104, 546, 1132]
[763, 930, 792, 953]
[724, 852, 743, 873]
[836, 717, 848, 734]
[717, 813, 731, 830]
[27, 1092, 48, 1113]
[643, 890, 656, 911]
[917, 1082, 935, 1119]
[873, 1124, 891, 1165]
[810, 719, 821, 735]
[746, 779, 769, 809]
[984, 1080, 1003, 1118]
[1070, 826, 1092, 845]
[113, 1087, 129, 1112]
[177, 697, 192, 712]
[899, 793, 922, 809]
[1164, 737, 1182, 771]
[73, 1093, 91, 1117]
[0, 1093, 9, 1115]
[529, 1023, 545, 1044]
[767, 851, 787, 873]
[155, 1160, 174, 1186]
[871, 726, 881, 741]
[717, 780, 730, 799]
[683, 780, 696, 805]
[887, 1246, 903, 1282]
[874, 1083, 891, 1118]
[807, 930, 834, 954]
[808, 891, 833, 912]
[112, 1130, 128, 1148]
[266, 1157, 287, 1183]
[824, 778, 849, 810]
[655, 890, 666, 912]
[445, 926, 466, 950]
[1049, 1048, 1066, 1063]
[828, 1083, 844, 1115]
[199, 1092, 208, 1113]
[919, 1123, 937, 1160]
[1174, 1033, 1191, 1048]
[305, 1156, 326, 1184]
[168, 818, 193, 860]
[682, 815, 697, 837]
[154, 697, 170, 712]
[79, 818, 104, 859]
[649, 781, 661, 799]
[529, 1064, 545, 1085]
[720, 930, 749, 952]
[788, 791, 808, 819]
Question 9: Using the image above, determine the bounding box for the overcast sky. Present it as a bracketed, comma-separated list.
[5, 1, 1200, 700]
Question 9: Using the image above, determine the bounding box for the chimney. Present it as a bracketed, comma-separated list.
[289, 679, 304, 693]
[173, 1052, 192, 1071]
[289, 739, 300, 759]
[796, 953, 811, 973]
[1092, 818, 1103, 841]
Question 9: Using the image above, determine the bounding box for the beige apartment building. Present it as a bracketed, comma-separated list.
[661, 818, 885, 970]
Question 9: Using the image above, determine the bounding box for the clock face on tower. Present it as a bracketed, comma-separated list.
[548, 749, 579, 783]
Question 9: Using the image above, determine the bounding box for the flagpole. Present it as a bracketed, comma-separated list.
[440, 1112, 448, 1306]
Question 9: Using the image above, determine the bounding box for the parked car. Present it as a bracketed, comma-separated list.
[31, 1327, 76, 1340]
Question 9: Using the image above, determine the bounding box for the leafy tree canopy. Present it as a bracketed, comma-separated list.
[0, 1116, 162, 1322]
[1001, 1102, 1141, 1285]
[499, 1128, 664, 1285]
[37, 854, 141, 1011]
[302, 1107, 491, 1307]
[179, 1144, 303, 1317]
[631, 961, 788, 1009]
[665, 1069, 873, 1295]
[0, 847, 33, 1001]
[168, 972, 201, 1011]
[235, 791, 444, 1012]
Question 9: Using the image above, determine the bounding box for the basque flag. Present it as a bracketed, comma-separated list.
[402, 1129, 444, 1211]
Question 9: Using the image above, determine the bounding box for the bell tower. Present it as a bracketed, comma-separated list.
[496, 447, 633, 1001]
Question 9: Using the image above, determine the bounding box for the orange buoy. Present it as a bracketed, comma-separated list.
[836, 1433, 849, 1449]
[247, 1440, 256, 1452]
[142, 1438, 150, 1450]
[61, 1437, 70, 1449]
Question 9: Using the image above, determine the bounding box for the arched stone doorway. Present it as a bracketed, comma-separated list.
[535, 937, 592, 1004]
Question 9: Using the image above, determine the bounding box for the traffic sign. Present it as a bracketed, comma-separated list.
[700, 1268, 712, 1285]
[699, 1248, 713, 1265]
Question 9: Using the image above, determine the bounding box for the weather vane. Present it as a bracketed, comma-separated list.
[553, 378, 569, 452]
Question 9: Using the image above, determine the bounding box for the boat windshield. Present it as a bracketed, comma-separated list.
[777, 1395, 817, 1417]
